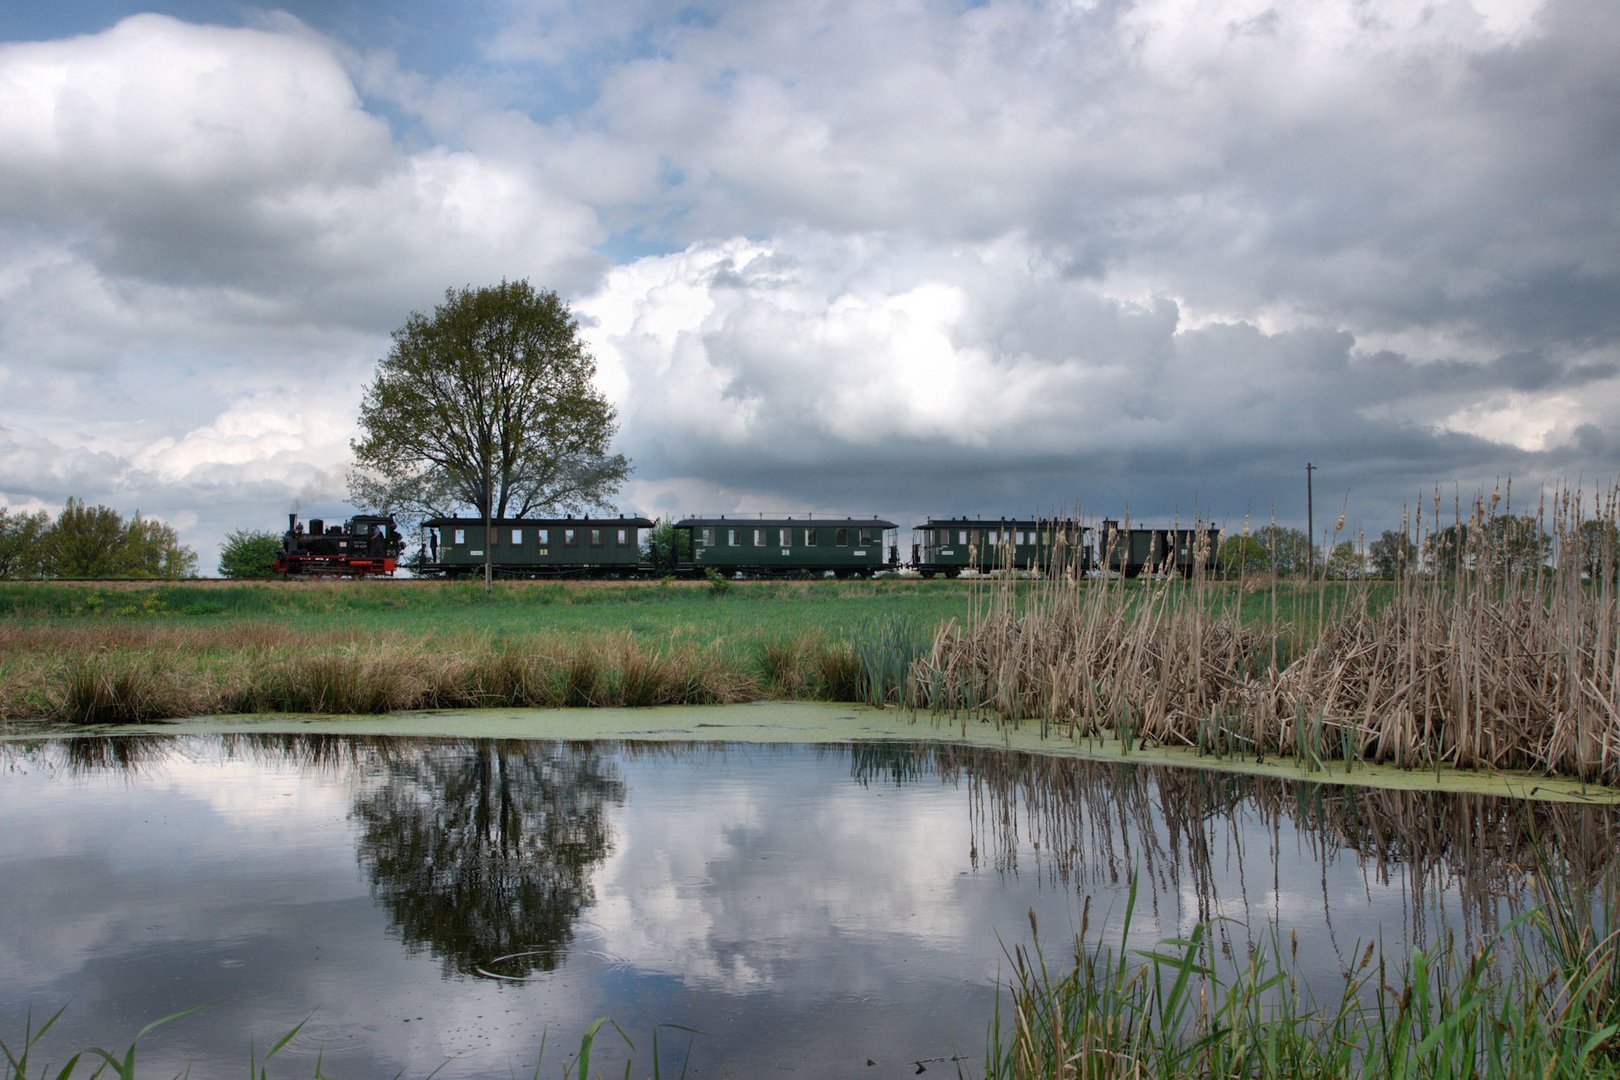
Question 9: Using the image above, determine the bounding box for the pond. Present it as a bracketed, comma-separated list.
[3, 721, 1616, 1078]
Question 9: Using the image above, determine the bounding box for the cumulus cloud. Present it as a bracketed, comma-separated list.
[584, 230, 1603, 532]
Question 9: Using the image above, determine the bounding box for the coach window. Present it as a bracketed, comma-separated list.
[699, 527, 713, 546]
[587, 528, 601, 546]
[753, 528, 765, 547]
[727, 528, 739, 546]
[805, 529, 817, 546]
[834, 527, 847, 546]
[453, 528, 466, 546]
[860, 528, 874, 546]
[958, 530, 968, 546]
[616, 527, 629, 546]
[537, 528, 550, 545]
[564, 528, 578, 546]
[511, 528, 523, 546]
[778, 528, 791, 547]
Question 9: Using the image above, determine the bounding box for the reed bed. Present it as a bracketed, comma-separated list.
[987, 865, 1620, 1080]
[912, 486, 1620, 785]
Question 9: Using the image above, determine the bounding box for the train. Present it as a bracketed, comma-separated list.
[275, 513, 406, 576]
[275, 510, 1218, 580]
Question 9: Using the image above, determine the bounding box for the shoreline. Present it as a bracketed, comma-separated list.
[7, 699, 1617, 805]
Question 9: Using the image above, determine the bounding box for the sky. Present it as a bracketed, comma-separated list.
[1, 0, 1616, 572]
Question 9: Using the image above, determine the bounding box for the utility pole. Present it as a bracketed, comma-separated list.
[1306, 462, 1316, 581]
[484, 472, 493, 596]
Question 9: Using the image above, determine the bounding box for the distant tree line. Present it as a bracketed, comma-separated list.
[0, 498, 197, 580]
[1215, 516, 1618, 582]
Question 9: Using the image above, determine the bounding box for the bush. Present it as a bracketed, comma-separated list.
[218, 529, 283, 578]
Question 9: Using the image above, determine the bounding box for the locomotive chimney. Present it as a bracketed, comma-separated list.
[288, 513, 298, 534]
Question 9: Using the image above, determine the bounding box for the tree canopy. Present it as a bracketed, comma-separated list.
[1216, 534, 1269, 577]
[1574, 520, 1620, 584]
[1325, 540, 1367, 580]
[0, 499, 197, 579]
[218, 528, 283, 578]
[1368, 529, 1416, 579]
[350, 281, 631, 522]
[0, 507, 50, 579]
[1424, 516, 1550, 580]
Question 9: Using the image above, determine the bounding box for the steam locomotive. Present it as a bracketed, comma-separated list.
[274, 513, 405, 576]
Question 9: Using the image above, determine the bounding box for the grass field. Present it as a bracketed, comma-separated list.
[0, 576, 984, 721]
[0, 575, 976, 644]
[0, 574, 1379, 722]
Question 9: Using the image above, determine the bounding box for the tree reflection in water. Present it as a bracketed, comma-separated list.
[350, 739, 626, 979]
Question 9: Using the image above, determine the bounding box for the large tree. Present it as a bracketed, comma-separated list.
[350, 281, 630, 521]
[1325, 540, 1367, 580]
[1216, 534, 1269, 577]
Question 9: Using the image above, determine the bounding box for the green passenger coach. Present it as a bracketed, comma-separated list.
[421, 515, 654, 577]
[675, 516, 897, 577]
[911, 518, 1091, 577]
[1098, 519, 1220, 577]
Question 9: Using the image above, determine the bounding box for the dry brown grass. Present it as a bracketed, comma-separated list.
[912, 490, 1620, 785]
[0, 628, 767, 722]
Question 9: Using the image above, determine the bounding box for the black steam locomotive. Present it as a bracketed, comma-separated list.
[274, 513, 405, 577]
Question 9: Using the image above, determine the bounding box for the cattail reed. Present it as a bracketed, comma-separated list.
[911, 485, 1620, 786]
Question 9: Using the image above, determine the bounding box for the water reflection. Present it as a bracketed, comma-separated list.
[4, 731, 1619, 1078]
[850, 741, 1620, 938]
[12, 735, 1619, 944]
[351, 740, 625, 978]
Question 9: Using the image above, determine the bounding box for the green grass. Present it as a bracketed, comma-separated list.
[0, 577, 975, 655]
[987, 868, 1620, 1080]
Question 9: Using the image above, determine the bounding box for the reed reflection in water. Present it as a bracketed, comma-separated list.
[2, 732, 1615, 1078]
[852, 742, 1620, 943]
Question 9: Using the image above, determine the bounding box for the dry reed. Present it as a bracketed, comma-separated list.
[912, 487, 1620, 785]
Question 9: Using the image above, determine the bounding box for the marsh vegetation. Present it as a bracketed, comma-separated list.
[913, 485, 1620, 785]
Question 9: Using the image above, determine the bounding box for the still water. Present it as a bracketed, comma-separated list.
[2, 732, 1614, 1078]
